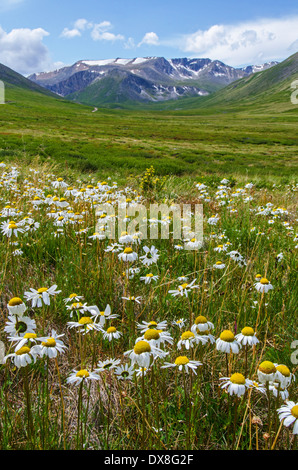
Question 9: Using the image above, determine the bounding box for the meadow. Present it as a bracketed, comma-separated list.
[0, 81, 297, 451]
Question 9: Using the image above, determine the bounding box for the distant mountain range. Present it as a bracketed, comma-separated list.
[28, 57, 278, 107]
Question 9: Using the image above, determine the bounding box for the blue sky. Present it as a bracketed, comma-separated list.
[0, 0, 297, 75]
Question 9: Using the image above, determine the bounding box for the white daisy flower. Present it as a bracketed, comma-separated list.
[136, 328, 173, 348]
[4, 345, 37, 368]
[7, 297, 27, 317]
[216, 330, 241, 354]
[220, 373, 253, 397]
[161, 356, 202, 375]
[32, 329, 67, 359]
[235, 327, 259, 347]
[95, 358, 121, 372]
[103, 326, 122, 342]
[168, 279, 199, 298]
[254, 278, 273, 293]
[4, 315, 36, 337]
[24, 284, 61, 308]
[257, 361, 277, 384]
[124, 340, 168, 368]
[88, 304, 118, 327]
[139, 245, 159, 266]
[191, 315, 214, 333]
[67, 316, 103, 334]
[114, 363, 135, 381]
[140, 273, 159, 284]
[118, 247, 138, 262]
[136, 320, 168, 333]
[273, 364, 295, 388]
[66, 369, 99, 385]
[277, 401, 298, 435]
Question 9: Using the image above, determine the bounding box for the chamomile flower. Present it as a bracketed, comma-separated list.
[8, 332, 38, 351]
[1, 220, 24, 238]
[191, 315, 214, 333]
[172, 318, 187, 329]
[95, 358, 121, 372]
[216, 330, 241, 354]
[140, 273, 159, 284]
[136, 320, 168, 333]
[103, 326, 122, 342]
[137, 328, 173, 348]
[168, 279, 199, 297]
[213, 261, 226, 269]
[33, 330, 67, 358]
[161, 356, 202, 375]
[88, 304, 118, 326]
[274, 364, 295, 388]
[139, 245, 159, 266]
[124, 340, 168, 368]
[177, 331, 197, 350]
[7, 297, 27, 317]
[4, 315, 36, 337]
[118, 247, 138, 262]
[66, 369, 99, 385]
[24, 284, 61, 308]
[220, 373, 253, 397]
[269, 383, 289, 400]
[254, 278, 273, 293]
[235, 327, 259, 347]
[4, 345, 37, 368]
[114, 363, 135, 381]
[257, 361, 276, 383]
[67, 316, 103, 334]
[277, 401, 298, 435]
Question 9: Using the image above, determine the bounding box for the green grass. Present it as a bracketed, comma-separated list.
[0, 79, 297, 185]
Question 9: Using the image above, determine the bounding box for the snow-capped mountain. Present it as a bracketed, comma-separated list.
[28, 57, 279, 106]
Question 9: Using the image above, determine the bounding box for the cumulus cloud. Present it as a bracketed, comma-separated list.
[0, 26, 54, 75]
[60, 18, 92, 39]
[179, 16, 298, 66]
[90, 21, 124, 42]
[138, 32, 159, 47]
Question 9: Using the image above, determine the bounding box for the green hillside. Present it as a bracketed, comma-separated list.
[0, 55, 297, 182]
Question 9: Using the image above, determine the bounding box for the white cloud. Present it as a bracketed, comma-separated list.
[60, 18, 92, 39]
[91, 21, 124, 42]
[0, 26, 53, 75]
[179, 16, 298, 66]
[138, 32, 159, 47]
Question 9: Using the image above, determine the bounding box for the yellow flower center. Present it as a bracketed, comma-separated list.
[180, 283, 189, 290]
[57, 178, 63, 182]
[175, 356, 189, 366]
[124, 247, 133, 254]
[259, 361, 276, 375]
[42, 337, 56, 348]
[144, 329, 160, 341]
[146, 273, 154, 277]
[195, 315, 208, 325]
[230, 373, 246, 385]
[260, 278, 269, 285]
[291, 405, 298, 419]
[78, 317, 93, 325]
[69, 293, 78, 298]
[134, 341, 151, 355]
[276, 365, 290, 377]
[24, 333, 37, 339]
[76, 370, 89, 378]
[8, 297, 23, 306]
[38, 287, 48, 293]
[106, 327, 116, 334]
[16, 346, 31, 355]
[181, 331, 195, 341]
[8, 223, 17, 229]
[241, 327, 255, 336]
[220, 330, 235, 342]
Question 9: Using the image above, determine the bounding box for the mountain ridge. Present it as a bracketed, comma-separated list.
[28, 56, 278, 106]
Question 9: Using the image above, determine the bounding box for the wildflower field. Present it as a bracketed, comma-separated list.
[0, 157, 297, 451]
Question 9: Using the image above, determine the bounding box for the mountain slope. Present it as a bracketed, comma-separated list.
[28, 57, 278, 107]
[148, 52, 298, 113]
[0, 63, 59, 98]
